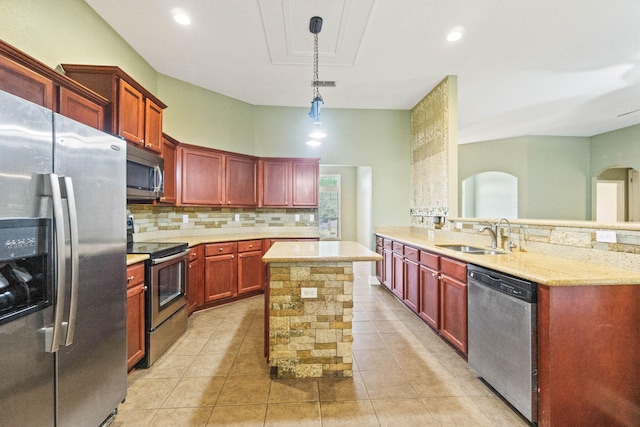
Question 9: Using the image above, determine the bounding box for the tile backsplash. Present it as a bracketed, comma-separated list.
[127, 205, 318, 240]
[439, 218, 640, 272]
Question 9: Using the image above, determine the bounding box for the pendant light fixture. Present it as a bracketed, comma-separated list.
[306, 16, 326, 147]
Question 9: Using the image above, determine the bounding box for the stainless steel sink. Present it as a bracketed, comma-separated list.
[436, 244, 505, 255]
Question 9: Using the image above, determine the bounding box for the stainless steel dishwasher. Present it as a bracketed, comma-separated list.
[467, 264, 537, 423]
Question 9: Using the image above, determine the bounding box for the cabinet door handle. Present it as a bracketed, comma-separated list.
[432, 272, 437, 277]
[231, 255, 234, 259]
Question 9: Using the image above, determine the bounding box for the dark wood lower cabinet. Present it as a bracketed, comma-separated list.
[419, 264, 439, 329]
[204, 252, 237, 302]
[382, 248, 392, 290]
[438, 273, 467, 354]
[376, 235, 468, 356]
[126, 263, 145, 371]
[238, 240, 264, 294]
[392, 252, 404, 299]
[537, 284, 640, 427]
[403, 258, 420, 313]
[187, 245, 203, 315]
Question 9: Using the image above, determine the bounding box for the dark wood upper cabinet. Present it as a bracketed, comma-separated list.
[260, 158, 320, 208]
[59, 87, 104, 130]
[292, 160, 319, 207]
[261, 159, 290, 206]
[160, 133, 178, 204]
[177, 143, 258, 207]
[0, 40, 109, 130]
[0, 53, 54, 109]
[117, 79, 145, 146]
[144, 98, 163, 153]
[226, 154, 258, 207]
[177, 144, 225, 206]
[60, 64, 166, 152]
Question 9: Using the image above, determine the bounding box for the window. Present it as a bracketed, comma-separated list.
[318, 174, 341, 239]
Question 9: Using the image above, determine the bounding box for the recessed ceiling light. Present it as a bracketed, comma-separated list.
[447, 31, 463, 42]
[172, 9, 191, 25]
[306, 140, 322, 147]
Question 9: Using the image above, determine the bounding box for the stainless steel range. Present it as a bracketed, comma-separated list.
[127, 219, 189, 367]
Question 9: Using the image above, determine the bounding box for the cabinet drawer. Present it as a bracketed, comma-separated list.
[126, 262, 145, 289]
[420, 250, 439, 269]
[375, 236, 383, 246]
[205, 242, 237, 256]
[188, 247, 199, 261]
[403, 245, 419, 262]
[440, 256, 467, 282]
[238, 240, 262, 253]
[383, 239, 392, 250]
[392, 241, 404, 254]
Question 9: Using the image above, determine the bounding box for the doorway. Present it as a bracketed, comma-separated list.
[595, 167, 640, 222]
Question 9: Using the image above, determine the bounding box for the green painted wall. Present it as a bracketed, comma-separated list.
[459, 136, 591, 220]
[0, 0, 413, 229]
[157, 74, 256, 155]
[0, 0, 158, 93]
[590, 124, 640, 176]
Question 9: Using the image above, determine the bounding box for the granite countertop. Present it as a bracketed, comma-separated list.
[126, 230, 319, 266]
[263, 241, 382, 263]
[127, 254, 149, 265]
[375, 230, 640, 287]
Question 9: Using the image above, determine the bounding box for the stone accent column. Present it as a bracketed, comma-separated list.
[268, 261, 354, 378]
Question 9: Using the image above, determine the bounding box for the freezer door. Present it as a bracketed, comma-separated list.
[52, 113, 127, 426]
[0, 90, 56, 425]
[0, 311, 55, 426]
[0, 89, 53, 218]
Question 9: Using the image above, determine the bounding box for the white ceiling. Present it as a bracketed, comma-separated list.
[85, 0, 640, 143]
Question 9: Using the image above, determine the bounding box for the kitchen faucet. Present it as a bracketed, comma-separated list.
[478, 221, 498, 248]
[498, 218, 514, 252]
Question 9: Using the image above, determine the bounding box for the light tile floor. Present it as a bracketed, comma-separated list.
[114, 262, 529, 426]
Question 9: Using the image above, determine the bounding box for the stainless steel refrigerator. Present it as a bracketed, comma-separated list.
[0, 90, 127, 426]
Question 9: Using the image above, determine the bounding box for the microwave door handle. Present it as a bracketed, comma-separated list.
[153, 165, 163, 193]
[60, 176, 79, 346]
[42, 174, 66, 353]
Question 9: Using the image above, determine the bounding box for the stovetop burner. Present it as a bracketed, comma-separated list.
[126, 241, 189, 259]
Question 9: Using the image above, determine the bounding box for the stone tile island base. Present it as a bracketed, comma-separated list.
[268, 262, 354, 378]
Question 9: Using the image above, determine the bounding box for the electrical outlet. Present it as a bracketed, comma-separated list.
[456, 222, 463, 229]
[234, 213, 240, 222]
[309, 214, 314, 222]
[427, 230, 435, 239]
[182, 214, 189, 224]
[295, 214, 300, 222]
[301, 287, 317, 298]
[596, 230, 617, 243]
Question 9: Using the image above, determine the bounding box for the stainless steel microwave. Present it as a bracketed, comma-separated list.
[126, 144, 164, 200]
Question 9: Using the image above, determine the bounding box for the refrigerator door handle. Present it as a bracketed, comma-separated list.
[61, 176, 79, 346]
[43, 173, 67, 353]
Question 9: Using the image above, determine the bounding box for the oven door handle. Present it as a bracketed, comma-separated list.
[151, 250, 190, 265]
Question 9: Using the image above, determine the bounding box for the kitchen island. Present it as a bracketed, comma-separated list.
[375, 228, 640, 427]
[262, 241, 381, 379]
